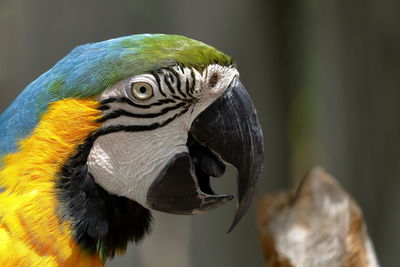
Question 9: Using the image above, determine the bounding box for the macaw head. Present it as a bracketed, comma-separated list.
[0, 34, 263, 258]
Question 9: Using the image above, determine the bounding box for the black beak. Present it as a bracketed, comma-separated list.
[147, 78, 264, 232]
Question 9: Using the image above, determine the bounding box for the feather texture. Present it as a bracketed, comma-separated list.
[0, 34, 232, 158]
[0, 99, 103, 266]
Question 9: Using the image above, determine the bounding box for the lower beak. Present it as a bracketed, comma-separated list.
[147, 78, 264, 232]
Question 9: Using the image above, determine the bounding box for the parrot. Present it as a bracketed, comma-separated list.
[0, 34, 264, 266]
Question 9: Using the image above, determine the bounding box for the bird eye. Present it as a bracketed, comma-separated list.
[131, 82, 154, 101]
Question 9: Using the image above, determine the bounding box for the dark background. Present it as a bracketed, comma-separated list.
[1, 0, 399, 266]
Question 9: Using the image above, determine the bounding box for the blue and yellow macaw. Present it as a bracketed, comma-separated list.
[0, 34, 263, 266]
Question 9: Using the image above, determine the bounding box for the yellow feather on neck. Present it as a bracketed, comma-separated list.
[0, 99, 103, 266]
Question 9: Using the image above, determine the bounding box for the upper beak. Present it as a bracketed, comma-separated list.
[147, 78, 264, 232]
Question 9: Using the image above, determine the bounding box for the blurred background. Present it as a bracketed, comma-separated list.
[0, 0, 399, 266]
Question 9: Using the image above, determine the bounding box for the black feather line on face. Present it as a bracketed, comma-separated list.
[96, 102, 188, 123]
[56, 136, 152, 261]
[169, 67, 187, 98]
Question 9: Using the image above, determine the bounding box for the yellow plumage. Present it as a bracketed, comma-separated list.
[0, 99, 103, 266]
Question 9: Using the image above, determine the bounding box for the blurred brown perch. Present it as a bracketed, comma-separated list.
[257, 167, 380, 267]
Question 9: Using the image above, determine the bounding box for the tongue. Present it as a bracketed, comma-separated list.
[188, 136, 226, 178]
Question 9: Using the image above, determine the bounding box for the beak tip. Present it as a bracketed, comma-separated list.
[226, 213, 242, 233]
[190, 77, 264, 231]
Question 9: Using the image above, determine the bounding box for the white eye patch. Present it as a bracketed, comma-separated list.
[90, 65, 239, 205]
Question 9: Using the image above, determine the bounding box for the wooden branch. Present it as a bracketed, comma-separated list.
[257, 167, 380, 267]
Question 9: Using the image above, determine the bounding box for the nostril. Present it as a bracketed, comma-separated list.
[209, 73, 219, 88]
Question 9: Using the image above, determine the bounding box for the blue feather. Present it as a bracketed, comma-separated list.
[0, 33, 230, 158]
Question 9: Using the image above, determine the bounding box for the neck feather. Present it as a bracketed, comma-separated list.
[57, 134, 152, 261]
[0, 98, 152, 262]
